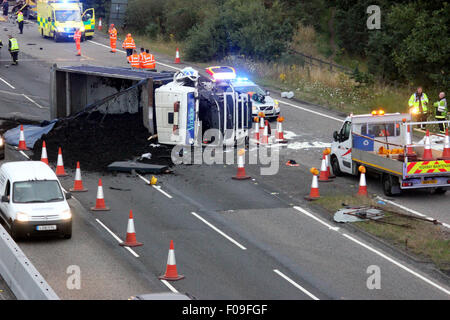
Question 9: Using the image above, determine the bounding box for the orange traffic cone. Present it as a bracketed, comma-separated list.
[159, 240, 184, 281]
[174, 48, 180, 64]
[98, 18, 102, 31]
[18, 125, 28, 151]
[40, 141, 49, 165]
[232, 149, 251, 180]
[318, 154, 331, 182]
[439, 128, 450, 160]
[70, 162, 88, 192]
[120, 210, 143, 247]
[305, 168, 320, 201]
[260, 120, 269, 145]
[422, 130, 434, 161]
[275, 116, 288, 143]
[405, 124, 416, 157]
[252, 117, 260, 141]
[55, 147, 68, 176]
[357, 166, 368, 196]
[258, 112, 265, 137]
[90, 178, 110, 211]
[324, 148, 335, 179]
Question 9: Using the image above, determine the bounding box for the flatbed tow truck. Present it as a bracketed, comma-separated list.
[330, 111, 450, 196]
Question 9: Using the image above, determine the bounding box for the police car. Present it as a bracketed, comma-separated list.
[205, 66, 280, 119]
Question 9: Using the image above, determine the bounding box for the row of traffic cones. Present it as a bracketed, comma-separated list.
[252, 114, 288, 145]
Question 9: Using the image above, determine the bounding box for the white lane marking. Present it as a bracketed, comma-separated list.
[161, 280, 179, 293]
[19, 150, 30, 159]
[273, 269, 320, 300]
[293, 206, 340, 231]
[279, 100, 343, 122]
[22, 94, 48, 109]
[136, 173, 173, 199]
[190, 211, 247, 250]
[0, 76, 15, 89]
[376, 196, 450, 229]
[342, 233, 450, 296]
[287, 141, 331, 150]
[87, 40, 181, 71]
[95, 218, 140, 258]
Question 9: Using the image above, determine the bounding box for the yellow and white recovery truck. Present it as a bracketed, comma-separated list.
[37, 0, 95, 42]
[330, 111, 450, 196]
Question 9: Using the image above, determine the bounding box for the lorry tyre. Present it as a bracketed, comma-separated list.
[331, 155, 342, 176]
[434, 187, 447, 195]
[382, 174, 401, 196]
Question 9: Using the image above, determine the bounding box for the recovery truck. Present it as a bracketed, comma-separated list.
[330, 111, 450, 196]
[50, 65, 252, 147]
[37, 0, 95, 42]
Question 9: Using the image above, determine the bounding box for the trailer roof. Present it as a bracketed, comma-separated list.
[56, 65, 176, 81]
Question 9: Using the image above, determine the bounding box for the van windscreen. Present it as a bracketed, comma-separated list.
[13, 181, 64, 203]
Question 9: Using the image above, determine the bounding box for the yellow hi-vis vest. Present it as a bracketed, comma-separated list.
[9, 38, 19, 52]
[17, 12, 23, 22]
[408, 92, 429, 113]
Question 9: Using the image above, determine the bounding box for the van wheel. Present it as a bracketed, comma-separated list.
[63, 232, 72, 239]
[54, 33, 59, 42]
[10, 221, 21, 241]
[331, 155, 342, 176]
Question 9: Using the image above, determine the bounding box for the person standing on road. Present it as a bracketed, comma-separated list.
[434, 92, 447, 133]
[108, 23, 117, 53]
[408, 86, 429, 128]
[2, 0, 8, 21]
[127, 49, 140, 69]
[8, 35, 19, 65]
[74, 28, 82, 56]
[17, 11, 24, 34]
[122, 33, 136, 58]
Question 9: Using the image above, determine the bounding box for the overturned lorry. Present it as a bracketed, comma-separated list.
[50, 65, 252, 147]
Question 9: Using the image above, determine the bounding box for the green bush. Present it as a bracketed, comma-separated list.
[125, 0, 165, 34]
[145, 22, 160, 39]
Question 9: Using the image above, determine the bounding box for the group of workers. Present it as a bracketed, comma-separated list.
[408, 87, 448, 133]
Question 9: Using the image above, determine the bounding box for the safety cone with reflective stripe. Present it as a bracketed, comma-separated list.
[305, 168, 320, 201]
[325, 151, 335, 179]
[55, 147, 68, 176]
[318, 154, 331, 182]
[232, 149, 251, 180]
[422, 130, 434, 161]
[405, 124, 416, 157]
[159, 240, 184, 281]
[40, 141, 48, 165]
[90, 178, 110, 211]
[98, 18, 102, 30]
[120, 210, 143, 247]
[260, 120, 269, 145]
[70, 162, 88, 192]
[174, 48, 180, 64]
[275, 116, 288, 143]
[252, 117, 260, 141]
[18, 125, 28, 151]
[439, 128, 450, 160]
[357, 166, 368, 196]
[258, 112, 265, 137]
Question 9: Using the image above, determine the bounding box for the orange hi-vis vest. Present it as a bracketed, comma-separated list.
[109, 28, 117, 40]
[128, 54, 140, 68]
[142, 53, 156, 69]
[139, 52, 146, 68]
[122, 36, 136, 49]
[74, 30, 82, 42]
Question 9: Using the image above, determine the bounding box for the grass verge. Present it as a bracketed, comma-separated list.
[315, 194, 450, 274]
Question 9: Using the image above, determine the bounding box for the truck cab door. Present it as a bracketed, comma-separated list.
[335, 120, 353, 174]
[82, 8, 95, 37]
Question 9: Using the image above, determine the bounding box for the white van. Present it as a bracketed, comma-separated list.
[0, 161, 72, 240]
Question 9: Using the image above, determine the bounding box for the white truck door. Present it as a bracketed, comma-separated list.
[336, 120, 353, 174]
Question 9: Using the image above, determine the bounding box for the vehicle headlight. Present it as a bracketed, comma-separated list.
[60, 209, 72, 220]
[80, 27, 85, 32]
[0, 136, 4, 147]
[57, 27, 65, 32]
[16, 212, 30, 222]
[274, 100, 280, 110]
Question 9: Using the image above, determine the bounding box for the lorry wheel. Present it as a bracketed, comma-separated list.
[382, 174, 401, 196]
[331, 156, 342, 176]
[434, 187, 447, 195]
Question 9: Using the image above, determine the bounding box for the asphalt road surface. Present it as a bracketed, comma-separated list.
[0, 19, 448, 300]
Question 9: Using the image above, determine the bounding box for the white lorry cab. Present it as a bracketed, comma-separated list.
[0, 161, 72, 240]
[330, 111, 450, 196]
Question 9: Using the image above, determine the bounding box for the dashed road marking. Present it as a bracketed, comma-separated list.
[160, 280, 179, 293]
[0, 76, 15, 89]
[22, 94, 48, 109]
[342, 233, 450, 296]
[136, 174, 173, 199]
[273, 269, 320, 300]
[96, 218, 140, 258]
[191, 211, 247, 250]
